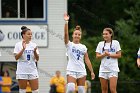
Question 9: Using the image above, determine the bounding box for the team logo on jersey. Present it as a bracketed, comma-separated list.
[72, 47, 85, 60]
[104, 48, 115, 52]
[24, 50, 34, 53]
[0, 30, 5, 41]
[72, 47, 84, 55]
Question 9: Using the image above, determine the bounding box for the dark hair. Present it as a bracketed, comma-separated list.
[21, 26, 30, 38]
[2, 70, 10, 77]
[102, 28, 114, 52]
[74, 25, 81, 32]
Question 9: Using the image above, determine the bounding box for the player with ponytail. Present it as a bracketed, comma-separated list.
[14, 26, 39, 93]
[64, 13, 95, 93]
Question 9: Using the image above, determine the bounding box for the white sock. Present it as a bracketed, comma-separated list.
[78, 86, 85, 93]
[19, 89, 26, 93]
[32, 89, 39, 93]
[66, 83, 75, 93]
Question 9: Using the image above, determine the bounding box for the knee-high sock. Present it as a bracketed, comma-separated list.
[19, 89, 26, 93]
[78, 86, 85, 93]
[66, 83, 75, 93]
[32, 89, 39, 93]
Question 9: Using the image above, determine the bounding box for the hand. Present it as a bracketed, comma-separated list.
[104, 51, 110, 56]
[91, 72, 95, 80]
[64, 12, 70, 21]
[137, 61, 140, 68]
[22, 40, 26, 49]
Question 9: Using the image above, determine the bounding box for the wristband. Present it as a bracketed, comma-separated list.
[65, 20, 68, 24]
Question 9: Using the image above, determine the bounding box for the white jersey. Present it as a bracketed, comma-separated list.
[14, 41, 39, 74]
[138, 48, 140, 58]
[96, 40, 121, 72]
[66, 41, 87, 73]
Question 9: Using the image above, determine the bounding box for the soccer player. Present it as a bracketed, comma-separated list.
[14, 26, 39, 93]
[96, 28, 121, 93]
[64, 13, 95, 93]
[137, 48, 140, 68]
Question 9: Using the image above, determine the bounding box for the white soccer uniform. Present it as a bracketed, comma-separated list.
[14, 41, 39, 78]
[138, 48, 140, 58]
[96, 40, 121, 72]
[66, 41, 87, 78]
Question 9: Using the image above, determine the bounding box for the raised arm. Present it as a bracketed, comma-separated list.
[64, 13, 70, 44]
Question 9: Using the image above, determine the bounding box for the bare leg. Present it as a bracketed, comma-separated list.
[29, 78, 39, 90]
[77, 76, 86, 93]
[18, 79, 28, 89]
[100, 78, 108, 93]
[109, 77, 118, 93]
[18, 79, 28, 93]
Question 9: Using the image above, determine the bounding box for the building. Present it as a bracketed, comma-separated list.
[0, 0, 67, 92]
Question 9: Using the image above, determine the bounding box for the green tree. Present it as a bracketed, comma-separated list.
[68, 0, 140, 92]
[68, 0, 135, 36]
[115, 0, 140, 92]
